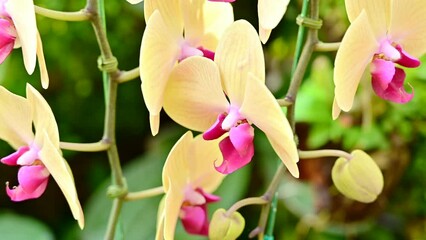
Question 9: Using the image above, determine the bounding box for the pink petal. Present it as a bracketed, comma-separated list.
[203, 113, 227, 140]
[0, 19, 15, 64]
[181, 205, 209, 236]
[194, 188, 221, 203]
[371, 58, 396, 89]
[395, 45, 421, 68]
[1, 146, 30, 166]
[229, 123, 254, 155]
[372, 67, 414, 103]
[197, 47, 215, 61]
[215, 134, 254, 174]
[6, 165, 49, 201]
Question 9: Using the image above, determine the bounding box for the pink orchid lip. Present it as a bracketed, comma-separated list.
[372, 67, 413, 103]
[180, 188, 220, 236]
[0, 18, 16, 64]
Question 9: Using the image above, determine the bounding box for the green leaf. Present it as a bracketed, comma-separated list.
[0, 212, 54, 240]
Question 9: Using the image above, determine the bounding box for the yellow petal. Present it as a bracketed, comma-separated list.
[334, 10, 378, 112]
[162, 131, 193, 192]
[258, 0, 289, 43]
[215, 20, 265, 106]
[331, 150, 384, 203]
[388, 0, 426, 57]
[163, 186, 185, 240]
[332, 97, 342, 120]
[163, 57, 229, 132]
[189, 134, 224, 192]
[36, 32, 49, 89]
[149, 114, 160, 136]
[39, 132, 84, 228]
[259, 27, 272, 45]
[155, 196, 166, 240]
[26, 84, 59, 148]
[0, 86, 33, 149]
[144, 0, 183, 35]
[240, 74, 299, 178]
[183, 0, 234, 50]
[6, 0, 37, 74]
[344, 0, 390, 37]
[140, 10, 182, 131]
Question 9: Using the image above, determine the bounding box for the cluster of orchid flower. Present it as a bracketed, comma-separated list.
[0, 0, 424, 239]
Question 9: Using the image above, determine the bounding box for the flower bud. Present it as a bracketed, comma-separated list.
[209, 208, 245, 240]
[332, 150, 384, 203]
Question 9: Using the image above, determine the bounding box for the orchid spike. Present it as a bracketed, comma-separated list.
[0, 0, 49, 88]
[208, 0, 290, 43]
[0, 84, 84, 229]
[140, 0, 233, 136]
[333, 0, 426, 119]
[163, 20, 299, 177]
[156, 131, 224, 239]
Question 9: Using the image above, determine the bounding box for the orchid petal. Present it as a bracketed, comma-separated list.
[162, 131, 192, 192]
[259, 28, 272, 45]
[1, 146, 30, 166]
[181, 205, 208, 235]
[334, 10, 378, 112]
[344, 0, 390, 37]
[372, 67, 413, 103]
[149, 114, 160, 136]
[229, 123, 254, 156]
[6, 0, 37, 74]
[189, 134, 224, 192]
[395, 45, 421, 68]
[0, 19, 15, 63]
[215, 20, 265, 106]
[203, 113, 227, 141]
[258, 0, 289, 43]
[332, 98, 342, 120]
[0, 86, 33, 149]
[163, 57, 229, 132]
[370, 58, 395, 89]
[163, 185, 185, 240]
[197, 0, 234, 50]
[6, 165, 49, 201]
[144, 0, 183, 34]
[240, 74, 299, 178]
[155, 197, 166, 240]
[39, 132, 84, 229]
[140, 10, 182, 134]
[216, 135, 254, 174]
[389, 0, 426, 57]
[36, 32, 49, 89]
[26, 84, 59, 148]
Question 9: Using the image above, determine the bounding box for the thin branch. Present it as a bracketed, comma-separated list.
[298, 149, 353, 160]
[314, 42, 341, 52]
[35, 6, 90, 21]
[60, 141, 110, 152]
[116, 67, 140, 83]
[124, 187, 164, 201]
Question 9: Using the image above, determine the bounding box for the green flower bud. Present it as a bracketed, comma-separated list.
[209, 208, 245, 240]
[332, 150, 384, 203]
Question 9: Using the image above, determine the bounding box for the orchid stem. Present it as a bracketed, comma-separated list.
[124, 187, 164, 201]
[298, 149, 353, 160]
[314, 42, 341, 52]
[263, 0, 321, 239]
[225, 197, 268, 217]
[86, 0, 125, 239]
[60, 141, 110, 152]
[35, 6, 90, 21]
[116, 67, 140, 83]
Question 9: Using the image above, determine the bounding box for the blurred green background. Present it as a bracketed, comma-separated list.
[0, 0, 424, 239]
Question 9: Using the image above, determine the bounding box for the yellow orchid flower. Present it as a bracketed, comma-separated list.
[0, 0, 49, 88]
[0, 84, 84, 229]
[163, 20, 299, 177]
[156, 131, 224, 239]
[140, 0, 233, 136]
[333, 0, 426, 119]
[209, 0, 290, 43]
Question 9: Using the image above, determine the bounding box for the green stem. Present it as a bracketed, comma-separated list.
[298, 149, 353, 160]
[86, 0, 125, 239]
[225, 197, 268, 217]
[124, 187, 164, 201]
[60, 141, 110, 152]
[35, 5, 90, 21]
[116, 67, 140, 83]
[314, 42, 341, 52]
